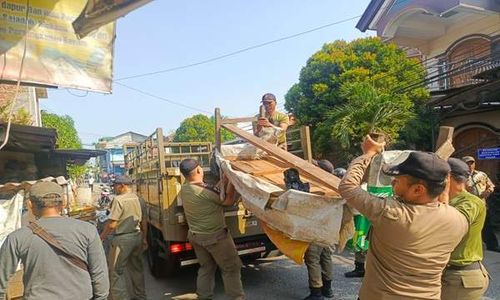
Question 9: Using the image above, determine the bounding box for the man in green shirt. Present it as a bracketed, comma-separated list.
[179, 158, 245, 300]
[253, 93, 289, 150]
[442, 158, 489, 300]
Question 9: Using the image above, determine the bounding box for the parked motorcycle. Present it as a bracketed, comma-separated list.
[99, 188, 112, 207]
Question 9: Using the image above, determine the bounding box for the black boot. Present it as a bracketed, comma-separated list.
[303, 287, 324, 300]
[321, 279, 334, 298]
[344, 262, 365, 278]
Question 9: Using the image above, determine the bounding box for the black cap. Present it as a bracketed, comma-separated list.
[114, 175, 133, 185]
[313, 159, 334, 173]
[448, 158, 470, 182]
[333, 168, 347, 178]
[180, 158, 200, 177]
[383, 151, 450, 182]
[261, 93, 276, 102]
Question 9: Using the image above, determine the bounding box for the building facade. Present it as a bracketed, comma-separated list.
[95, 131, 147, 179]
[358, 0, 500, 184]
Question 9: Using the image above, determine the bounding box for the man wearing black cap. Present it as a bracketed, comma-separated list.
[0, 181, 109, 300]
[441, 158, 489, 300]
[179, 158, 245, 300]
[100, 175, 146, 300]
[339, 136, 468, 300]
[253, 93, 290, 150]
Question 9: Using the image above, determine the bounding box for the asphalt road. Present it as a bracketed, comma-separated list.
[144, 248, 500, 300]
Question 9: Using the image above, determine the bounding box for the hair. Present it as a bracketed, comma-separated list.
[450, 173, 468, 184]
[30, 193, 63, 210]
[407, 176, 447, 198]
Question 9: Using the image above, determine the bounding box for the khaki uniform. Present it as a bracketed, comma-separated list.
[442, 191, 489, 300]
[253, 110, 289, 148]
[180, 182, 245, 300]
[304, 244, 333, 288]
[108, 192, 146, 300]
[339, 155, 468, 300]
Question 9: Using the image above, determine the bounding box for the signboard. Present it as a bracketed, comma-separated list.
[478, 147, 500, 160]
[73, 0, 152, 38]
[0, 0, 115, 93]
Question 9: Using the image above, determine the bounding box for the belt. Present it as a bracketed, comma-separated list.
[446, 261, 481, 271]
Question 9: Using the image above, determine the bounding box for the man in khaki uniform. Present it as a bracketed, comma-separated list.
[100, 175, 146, 300]
[462, 155, 498, 252]
[441, 158, 489, 300]
[253, 93, 290, 150]
[179, 158, 245, 300]
[339, 136, 468, 300]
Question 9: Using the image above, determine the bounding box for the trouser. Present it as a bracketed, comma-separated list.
[188, 229, 245, 300]
[304, 243, 333, 288]
[441, 262, 489, 300]
[354, 250, 366, 264]
[108, 232, 146, 300]
[482, 210, 499, 249]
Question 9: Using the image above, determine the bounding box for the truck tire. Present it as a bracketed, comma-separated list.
[147, 228, 181, 277]
[147, 230, 167, 278]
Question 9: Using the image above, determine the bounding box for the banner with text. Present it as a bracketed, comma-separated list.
[0, 0, 115, 93]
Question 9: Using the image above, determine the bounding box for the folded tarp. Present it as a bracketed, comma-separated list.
[216, 147, 344, 248]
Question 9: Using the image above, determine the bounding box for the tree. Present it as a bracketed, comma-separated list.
[285, 37, 431, 162]
[173, 114, 234, 143]
[41, 110, 82, 149]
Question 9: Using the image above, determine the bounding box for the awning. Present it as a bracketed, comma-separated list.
[0, 123, 56, 152]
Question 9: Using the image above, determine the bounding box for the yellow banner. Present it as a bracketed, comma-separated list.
[0, 0, 115, 93]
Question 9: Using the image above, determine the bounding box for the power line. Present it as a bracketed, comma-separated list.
[116, 15, 361, 81]
[115, 82, 212, 114]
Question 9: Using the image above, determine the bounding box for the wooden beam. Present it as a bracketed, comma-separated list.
[434, 126, 455, 160]
[222, 117, 257, 124]
[215, 108, 222, 151]
[222, 123, 341, 192]
[300, 126, 313, 162]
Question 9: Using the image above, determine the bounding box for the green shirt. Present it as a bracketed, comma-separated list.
[180, 183, 225, 234]
[109, 192, 142, 235]
[448, 191, 486, 266]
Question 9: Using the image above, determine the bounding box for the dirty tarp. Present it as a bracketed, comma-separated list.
[0, 192, 24, 247]
[216, 147, 344, 250]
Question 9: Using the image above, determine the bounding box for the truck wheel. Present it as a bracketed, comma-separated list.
[146, 230, 180, 277]
[147, 229, 167, 277]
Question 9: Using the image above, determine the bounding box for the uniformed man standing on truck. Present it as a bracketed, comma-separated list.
[100, 175, 147, 300]
[253, 93, 289, 150]
[179, 158, 245, 300]
[339, 136, 468, 300]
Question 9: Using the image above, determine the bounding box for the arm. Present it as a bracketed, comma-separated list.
[141, 218, 148, 250]
[339, 135, 388, 223]
[0, 235, 20, 299]
[221, 174, 237, 206]
[482, 175, 495, 200]
[99, 219, 118, 241]
[87, 229, 109, 300]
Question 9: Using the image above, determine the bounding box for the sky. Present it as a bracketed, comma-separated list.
[41, 0, 373, 147]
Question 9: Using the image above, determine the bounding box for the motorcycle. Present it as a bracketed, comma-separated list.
[99, 188, 112, 207]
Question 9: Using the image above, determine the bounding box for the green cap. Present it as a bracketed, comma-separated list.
[30, 182, 63, 200]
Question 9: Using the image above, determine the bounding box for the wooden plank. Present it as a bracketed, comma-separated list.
[222, 123, 341, 192]
[300, 126, 313, 162]
[215, 108, 222, 151]
[435, 126, 455, 160]
[222, 117, 257, 124]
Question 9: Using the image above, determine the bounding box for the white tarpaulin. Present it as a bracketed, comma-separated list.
[0, 191, 24, 247]
[216, 148, 344, 247]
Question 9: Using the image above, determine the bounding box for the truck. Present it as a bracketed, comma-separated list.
[125, 120, 313, 277]
[124, 128, 271, 277]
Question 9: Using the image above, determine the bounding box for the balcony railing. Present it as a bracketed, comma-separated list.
[425, 51, 500, 92]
